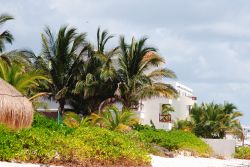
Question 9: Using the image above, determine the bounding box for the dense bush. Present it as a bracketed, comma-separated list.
[135, 126, 212, 156]
[235, 147, 250, 159]
[0, 113, 150, 166]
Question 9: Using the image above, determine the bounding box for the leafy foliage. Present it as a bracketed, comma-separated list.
[190, 102, 242, 138]
[0, 61, 49, 96]
[115, 37, 178, 108]
[0, 14, 13, 53]
[63, 112, 81, 128]
[235, 147, 250, 159]
[91, 105, 139, 132]
[173, 119, 194, 132]
[70, 27, 119, 114]
[0, 113, 150, 165]
[135, 126, 212, 156]
[38, 26, 87, 114]
[161, 104, 175, 114]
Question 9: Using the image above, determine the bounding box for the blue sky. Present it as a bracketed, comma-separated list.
[1, 0, 250, 124]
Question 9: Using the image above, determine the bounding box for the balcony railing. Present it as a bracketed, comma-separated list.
[159, 113, 171, 123]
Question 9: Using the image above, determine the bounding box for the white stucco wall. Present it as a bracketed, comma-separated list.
[37, 98, 72, 112]
[139, 82, 196, 131]
[203, 139, 236, 158]
[171, 96, 195, 121]
[139, 97, 172, 129]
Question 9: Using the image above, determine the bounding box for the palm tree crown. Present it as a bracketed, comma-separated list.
[0, 14, 14, 53]
[116, 36, 178, 109]
[39, 26, 87, 115]
[190, 102, 242, 138]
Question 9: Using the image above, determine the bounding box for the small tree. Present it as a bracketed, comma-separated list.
[90, 105, 138, 132]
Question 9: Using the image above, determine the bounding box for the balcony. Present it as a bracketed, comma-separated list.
[191, 96, 197, 100]
[159, 113, 171, 123]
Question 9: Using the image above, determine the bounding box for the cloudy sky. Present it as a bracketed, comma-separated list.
[1, 0, 250, 124]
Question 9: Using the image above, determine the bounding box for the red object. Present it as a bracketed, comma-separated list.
[192, 96, 197, 100]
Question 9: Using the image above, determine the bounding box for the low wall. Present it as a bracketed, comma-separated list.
[203, 139, 236, 158]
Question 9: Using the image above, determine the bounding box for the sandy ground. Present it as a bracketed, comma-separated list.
[151, 155, 250, 167]
[0, 156, 249, 167]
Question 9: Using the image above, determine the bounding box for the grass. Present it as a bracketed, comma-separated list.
[0, 113, 150, 166]
[235, 146, 250, 159]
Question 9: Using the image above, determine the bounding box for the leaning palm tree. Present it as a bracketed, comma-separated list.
[115, 36, 178, 109]
[39, 26, 87, 115]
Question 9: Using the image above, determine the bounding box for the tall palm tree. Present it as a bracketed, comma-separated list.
[0, 60, 49, 96]
[71, 27, 118, 114]
[116, 36, 178, 109]
[39, 26, 87, 115]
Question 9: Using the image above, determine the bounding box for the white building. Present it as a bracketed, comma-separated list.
[138, 82, 197, 130]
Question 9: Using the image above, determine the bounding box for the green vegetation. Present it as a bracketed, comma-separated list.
[173, 119, 194, 132]
[161, 104, 175, 114]
[0, 113, 150, 166]
[0, 61, 49, 96]
[174, 102, 242, 139]
[90, 105, 138, 132]
[1, 11, 249, 163]
[134, 124, 212, 156]
[0, 14, 14, 53]
[114, 37, 178, 109]
[235, 147, 250, 160]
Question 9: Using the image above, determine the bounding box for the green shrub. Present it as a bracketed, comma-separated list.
[235, 147, 250, 159]
[90, 105, 139, 132]
[63, 112, 81, 128]
[136, 127, 212, 156]
[0, 113, 150, 165]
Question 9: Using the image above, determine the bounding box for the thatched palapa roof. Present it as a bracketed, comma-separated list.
[0, 78, 33, 129]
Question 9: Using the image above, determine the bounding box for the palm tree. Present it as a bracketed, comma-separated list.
[190, 102, 242, 139]
[0, 60, 49, 96]
[71, 27, 118, 114]
[39, 26, 87, 115]
[115, 36, 178, 109]
[219, 102, 242, 138]
[0, 14, 14, 53]
[90, 105, 138, 132]
[0, 13, 36, 66]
